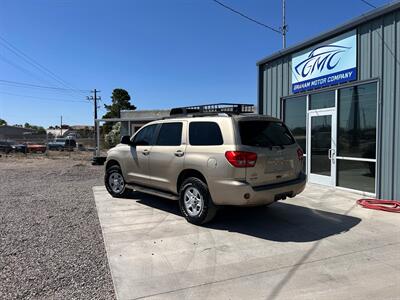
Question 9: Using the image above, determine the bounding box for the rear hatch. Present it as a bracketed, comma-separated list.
[237, 118, 302, 187]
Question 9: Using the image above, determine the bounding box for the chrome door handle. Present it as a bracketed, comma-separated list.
[142, 149, 150, 156]
[174, 150, 184, 157]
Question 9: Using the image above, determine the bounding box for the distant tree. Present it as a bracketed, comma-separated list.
[23, 122, 46, 134]
[102, 88, 136, 134]
[80, 126, 92, 138]
[0, 118, 6, 126]
[103, 89, 136, 119]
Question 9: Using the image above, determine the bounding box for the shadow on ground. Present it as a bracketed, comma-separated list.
[122, 191, 361, 243]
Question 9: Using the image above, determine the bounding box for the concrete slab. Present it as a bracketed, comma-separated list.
[93, 184, 400, 300]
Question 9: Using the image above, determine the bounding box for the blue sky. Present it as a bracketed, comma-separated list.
[0, 0, 390, 127]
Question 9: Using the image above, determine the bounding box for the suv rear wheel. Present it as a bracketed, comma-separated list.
[179, 177, 217, 225]
[105, 165, 131, 198]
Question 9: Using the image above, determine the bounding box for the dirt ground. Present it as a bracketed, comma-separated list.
[0, 153, 115, 299]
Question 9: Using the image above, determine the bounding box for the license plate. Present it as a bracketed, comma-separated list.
[265, 159, 292, 172]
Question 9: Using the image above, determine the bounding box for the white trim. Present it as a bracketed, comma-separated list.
[307, 107, 335, 113]
[335, 186, 376, 198]
[336, 156, 376, 163]
[307, 108, 336, 186]
[282, 79, 378, 196]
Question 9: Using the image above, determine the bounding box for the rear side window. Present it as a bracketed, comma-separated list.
[239, 121, 295, 147]
[156, 123, 182, 146]
[189, 122, 223, 146]
[133, 124, 157, 146]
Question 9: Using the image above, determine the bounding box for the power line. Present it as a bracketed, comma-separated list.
[0, 91, 90, 104]
[0, 82, 91, 97]
[0, 35, 87, 96]
[0, 53, 59, 87]
[211, 0, 281, 34]
[360, 0, 377, 9]
[0, 79, 90, 92]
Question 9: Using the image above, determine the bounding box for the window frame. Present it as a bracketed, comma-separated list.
[280, 77, 380, 195]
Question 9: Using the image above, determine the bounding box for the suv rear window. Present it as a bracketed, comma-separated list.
[239, 120, 295, 147]
[156, 123, 182, 146]
[189, 122, 223, 146]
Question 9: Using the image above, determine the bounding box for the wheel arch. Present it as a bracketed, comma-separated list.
[105, 159, 121, 170]
[177, 169, 208, 193]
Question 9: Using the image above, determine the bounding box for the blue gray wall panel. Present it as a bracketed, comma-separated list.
[258, 8, 400, 199]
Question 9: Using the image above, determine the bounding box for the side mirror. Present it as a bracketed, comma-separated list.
[120, 135, 132, 145]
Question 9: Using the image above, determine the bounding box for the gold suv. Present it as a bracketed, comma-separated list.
[104, 104, 306, 225]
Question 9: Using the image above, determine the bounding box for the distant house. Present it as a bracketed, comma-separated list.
[0, 125, 35, 140]
[70, 125, 94, 131]
[69, 125, 94, 138]
[46, 128, 71, 138]
[46, 125, 94, 139]
[119, 109, 170, 136]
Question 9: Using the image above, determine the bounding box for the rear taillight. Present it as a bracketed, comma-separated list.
[297, 148, 304, 161]
[225, 151, 257, 168]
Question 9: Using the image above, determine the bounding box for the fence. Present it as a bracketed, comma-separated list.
[0, 133, 97, 159]
[1, 120, 146, 160]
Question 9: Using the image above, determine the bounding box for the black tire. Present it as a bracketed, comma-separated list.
[105, 165, 131, 198]
[179, 177, 217, 225]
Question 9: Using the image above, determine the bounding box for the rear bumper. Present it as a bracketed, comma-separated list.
[209, 173, 307, 206]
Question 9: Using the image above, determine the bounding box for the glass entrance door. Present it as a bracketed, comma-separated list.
[307, 109, 336, 186]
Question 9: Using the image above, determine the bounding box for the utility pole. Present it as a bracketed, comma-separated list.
[87, 90, 101, 155]
[60, 115, 63, 136]
[282, 0, 287, 49]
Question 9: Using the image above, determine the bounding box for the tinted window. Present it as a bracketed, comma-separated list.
[66, 139, 76, 147]
[338, 82, 377, 158]
[337, 160, 375, 193]
[189, 122, 223, 146]
[156, 123, 182, 146]
[239, 121, 295, 147]
[309, 90, 335, 110]
[283, 96, 306, 153]
[133, 124, 157, 146]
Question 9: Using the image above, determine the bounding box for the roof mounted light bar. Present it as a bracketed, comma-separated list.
[170, 103, 255, 116]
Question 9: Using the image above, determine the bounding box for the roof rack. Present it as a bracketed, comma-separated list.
[169, 103, 255, 116]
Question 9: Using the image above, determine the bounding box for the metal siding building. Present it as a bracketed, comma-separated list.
[257, 2, 400, 199]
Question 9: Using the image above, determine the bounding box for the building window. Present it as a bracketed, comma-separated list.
[337, 82, 377, 193]
[337, 82, 377, 159]
[309, 90, 335, 110]
[282, 96, 307, 173]
[282, 96, 306, 153]
[337, 160, 375, 193]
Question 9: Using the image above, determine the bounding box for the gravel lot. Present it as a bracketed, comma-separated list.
[0, 154, 115, 299]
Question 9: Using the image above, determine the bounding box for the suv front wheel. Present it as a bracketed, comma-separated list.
[105, 165, 131, 198]
[179, 177, 217, 225]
